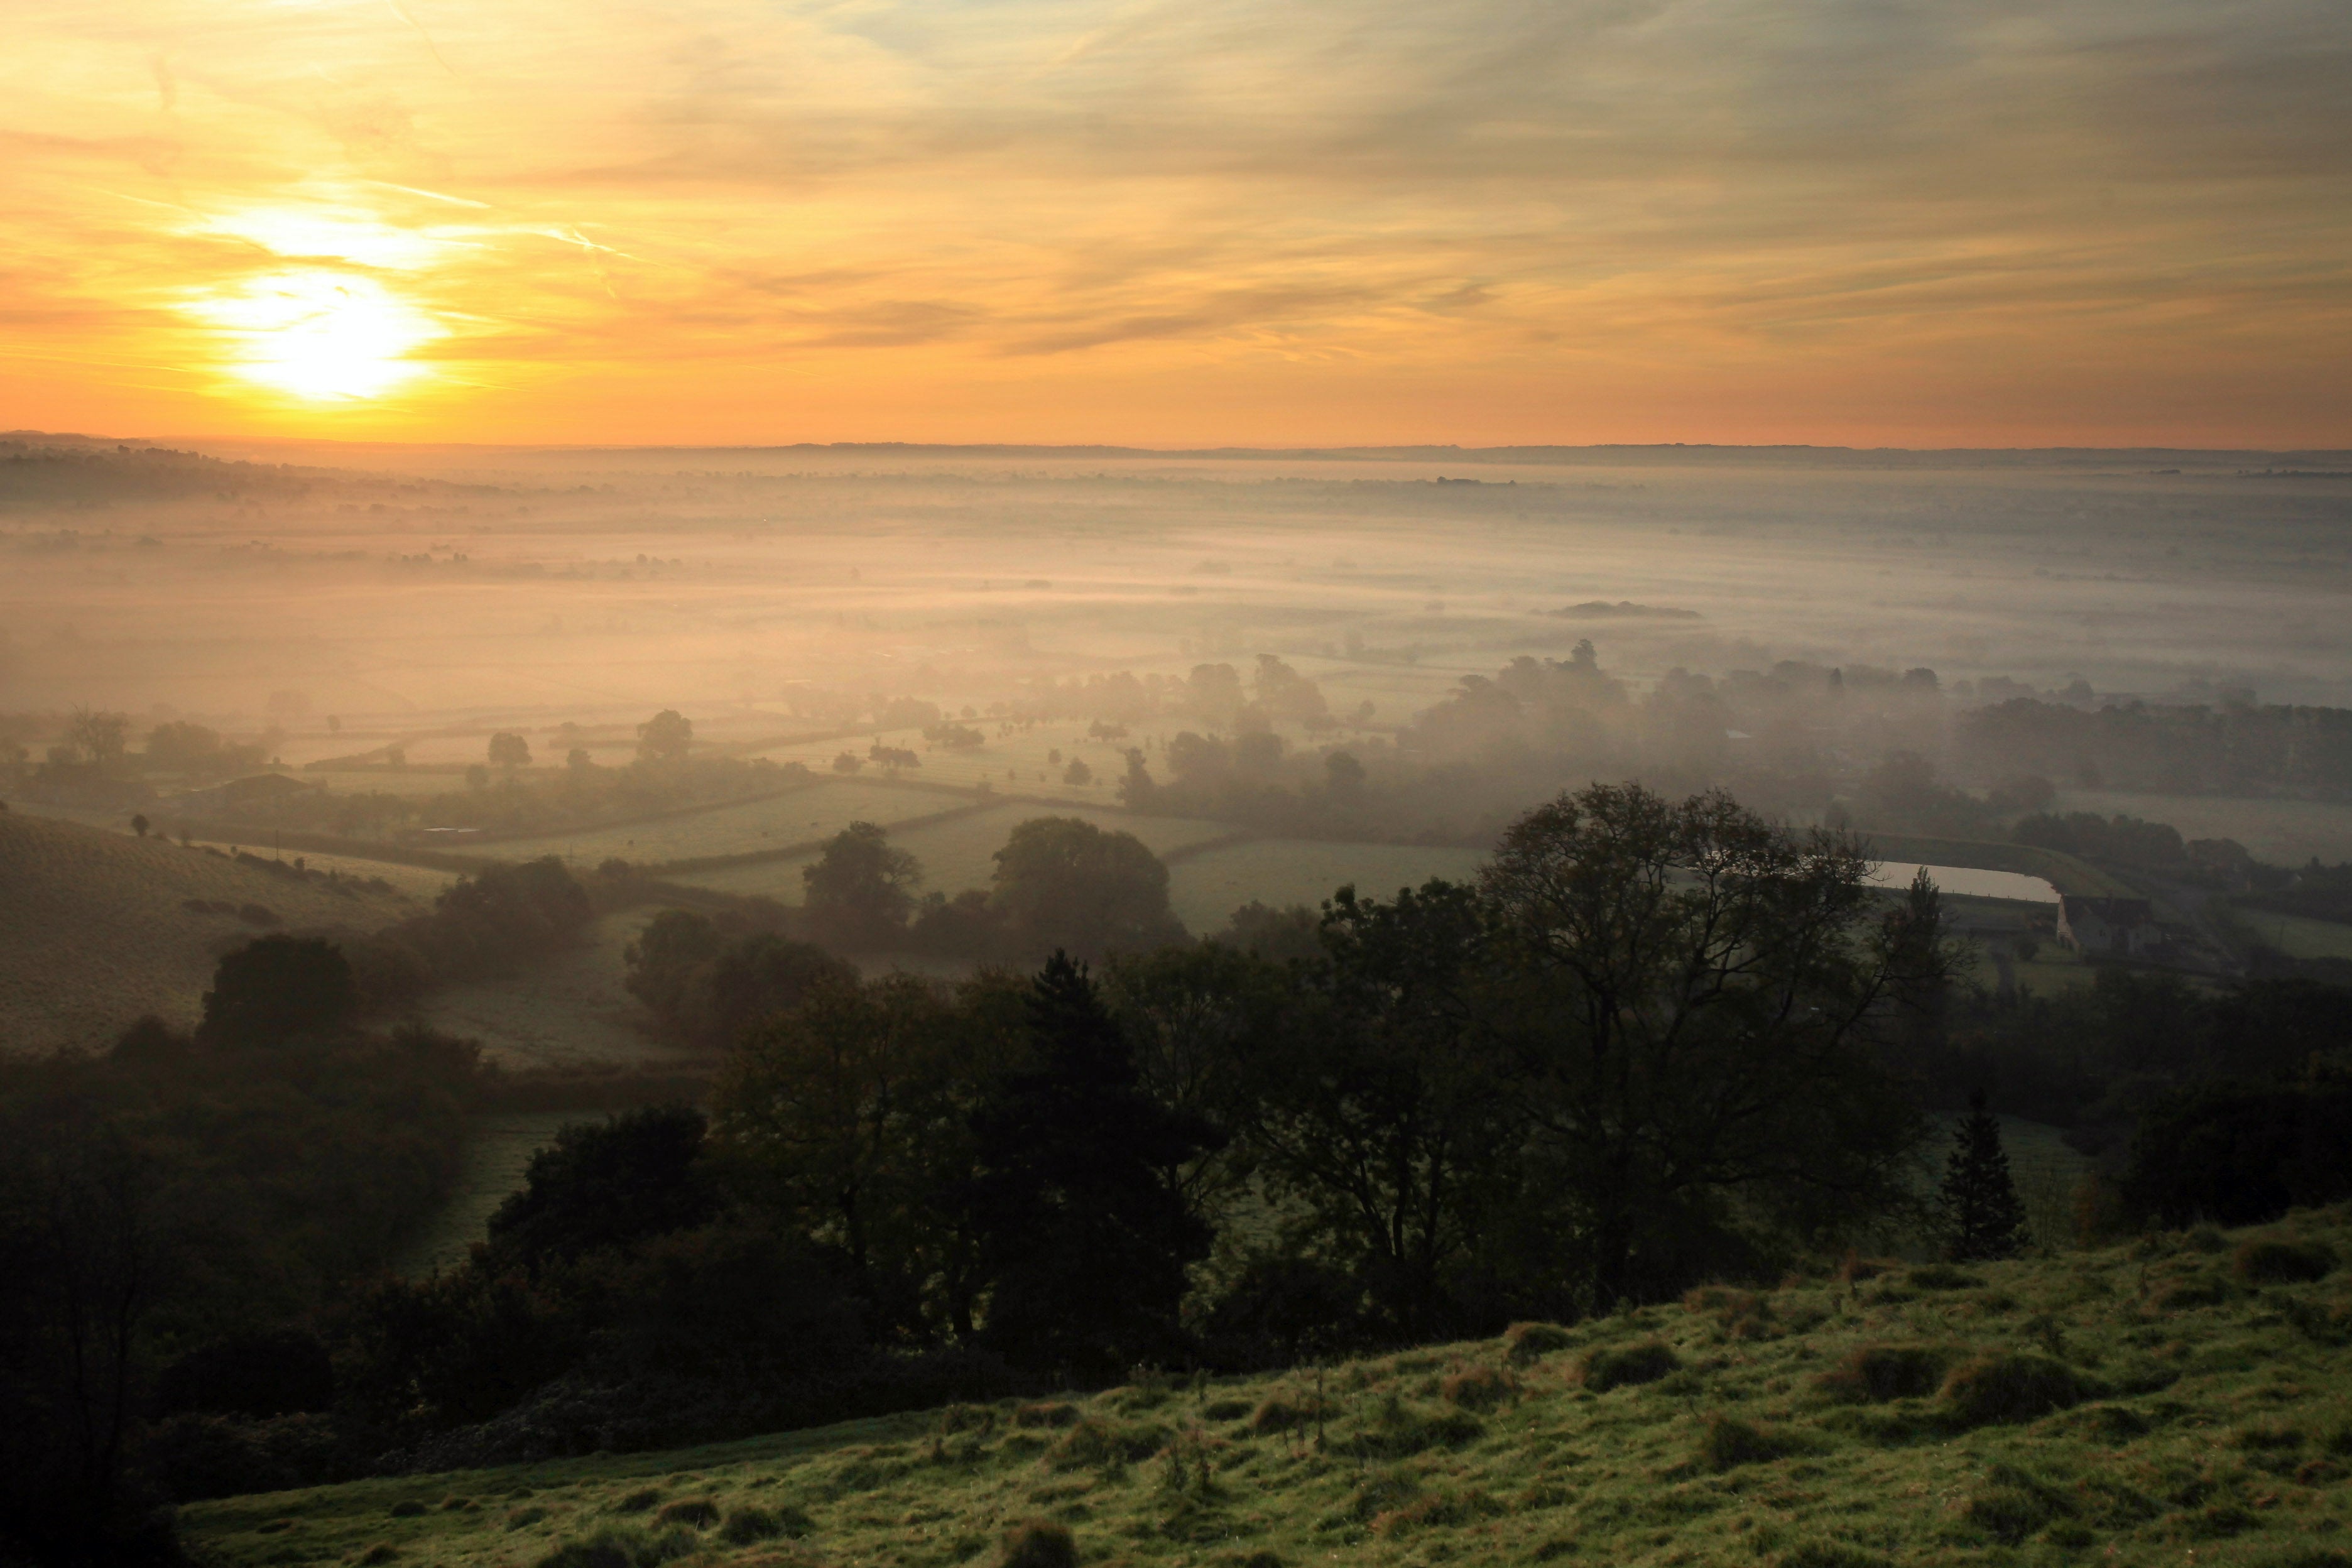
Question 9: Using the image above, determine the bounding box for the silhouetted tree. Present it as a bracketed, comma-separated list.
[1479, 782, 1934, 1307]
[1939, 1090, 2030, 1261]
[487, 731, 532, 770]
[961, 956, 1216, 1377]
[802, 822, 922, 947]
[990, 816, 1185, 960]
[198, 935, 357, 1047]
[0, 1108, 182, 1563]
[636, 709, 694, 764]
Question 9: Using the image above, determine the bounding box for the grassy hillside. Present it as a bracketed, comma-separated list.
[0, 810, 422, 1050]
[182, 1209, 2352, 1568]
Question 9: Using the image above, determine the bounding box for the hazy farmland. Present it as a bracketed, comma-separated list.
[6, 437, 2351, 1055]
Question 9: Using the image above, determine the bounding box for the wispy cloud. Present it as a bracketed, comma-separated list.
[0, 0, 2344, 442]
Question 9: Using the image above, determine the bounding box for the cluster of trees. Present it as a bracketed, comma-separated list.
[1097, 648, 1959, 844]
[210, 718, 802, 841]
[712, 814, 1189, 966]
[374, 785, 1947, 1473]
[4, 709, 274, 803]
[338, 857, 600, 1015]
[1959, 695, 2352, 794]
[0, 998, 489, 1561]
[1920, 962, 2352, 1230]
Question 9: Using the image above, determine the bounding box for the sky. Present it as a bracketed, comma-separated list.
[3, 0, 2348, 448]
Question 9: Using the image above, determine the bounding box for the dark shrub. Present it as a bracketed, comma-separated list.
[486, 1107, 716, 1273]
[999, 1517, 1078, 1568]
[1817, 1345, 1951, 1403]
[156, 1327, 334, 1418]
[1941, 1354, 2091, 1427]
[2121, 1082, 2352, 1228]
[1574, 1339, 1679, 1391]
[613, 1489, 662, 1514]
[199, 934, 356, 1045]
[136, 1412, 353, 1501]
[2235, 1238, 2336, 1284]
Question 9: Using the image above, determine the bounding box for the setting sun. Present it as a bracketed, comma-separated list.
[186, 271, 444, 403]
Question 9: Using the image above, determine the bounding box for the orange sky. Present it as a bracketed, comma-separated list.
[4, 0, 2348, 448]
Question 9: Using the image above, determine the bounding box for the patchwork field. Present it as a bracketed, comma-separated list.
[485, 780, 962, 869]
[748, 717, 1391, 812]
[0, 811, 423, 1052]
[182, 1207, 2352, 1568]
[1167, 839, 1491, 932]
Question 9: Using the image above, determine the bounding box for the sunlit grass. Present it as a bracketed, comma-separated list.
[182, 1207, 2352, 1568]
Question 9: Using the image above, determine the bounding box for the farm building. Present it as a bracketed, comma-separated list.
[2055, 894, 2160, 956]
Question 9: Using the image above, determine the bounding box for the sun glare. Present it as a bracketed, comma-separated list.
[190, 272, 444, 402]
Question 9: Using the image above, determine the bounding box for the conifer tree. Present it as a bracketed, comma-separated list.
[960, 952, 1218, 1377]
[1941, 1089, 2030, 1261]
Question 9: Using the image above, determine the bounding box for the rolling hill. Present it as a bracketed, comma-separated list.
[0, 809, 425, 1051]
[183, 1208, 2352, 1568]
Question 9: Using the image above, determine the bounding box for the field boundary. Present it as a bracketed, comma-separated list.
[648, 800, 1003, 878]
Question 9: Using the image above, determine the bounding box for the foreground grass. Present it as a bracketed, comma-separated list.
[185, 1210, 2352, 1568]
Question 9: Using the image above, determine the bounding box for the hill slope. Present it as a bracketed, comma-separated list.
[0, 811, 422, 1050]
[183, 1209, 2352, 1568]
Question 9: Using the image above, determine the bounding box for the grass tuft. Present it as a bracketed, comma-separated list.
[1816, 1344, 1950, 1403]
[1573, 1338, 1679, 1391]
[1939, 1353, 2092, 1427]
[1439, 1363, 1517, 1410]
[651, 1498, 717, 1529]
[1503, 1320, 1576, 1365]
[1697, 1413, 1808, 1470]
[998, 1516, 1077, 1568]
[1012, 1402, 1080, 1429]
[2236, 1238, 2337, 1284]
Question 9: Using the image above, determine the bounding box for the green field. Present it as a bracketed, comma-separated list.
[2054, 790, 2352, 868]
[1168, 839, 1490, 932]
[184, 1207, 2352, 1568]
[485, 780, 959, 869]
[395, 1112, 582, 1278]
[675, 804, 1238, 905]
[415, 909, 677, 1070]
[2229, 907, 2352, 962]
